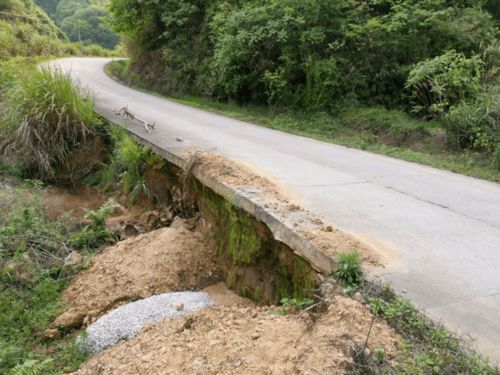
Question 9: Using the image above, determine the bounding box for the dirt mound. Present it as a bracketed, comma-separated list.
[54, 220, 220, 329]
[73, 294, 399, 375]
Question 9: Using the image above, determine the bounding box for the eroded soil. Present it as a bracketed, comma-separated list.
[72, 288, 399, 375]
[54, 219, 220, 329]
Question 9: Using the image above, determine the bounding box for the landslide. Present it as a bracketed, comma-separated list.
[72, 283, 400, 375]
[53, 219, 220, 330]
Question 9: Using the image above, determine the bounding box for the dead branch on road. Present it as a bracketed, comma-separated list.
[114, 106, 155, 133]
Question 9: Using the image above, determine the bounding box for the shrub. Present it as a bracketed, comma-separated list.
[334, 251, 362, 286]
[443, 87, 499, 151]
[5, 68, 102, 182]
[406, 50, 484, 116]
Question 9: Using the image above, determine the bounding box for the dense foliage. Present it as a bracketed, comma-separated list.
[35, 0, 119, 49]
[109, 0, 499, 156]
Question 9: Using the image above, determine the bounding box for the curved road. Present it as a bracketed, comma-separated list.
[50, 58, 500, 362]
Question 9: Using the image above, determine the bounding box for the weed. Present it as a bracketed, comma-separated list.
[280, 297, 314, 310]
[350, 281, 500, 375]
[334, 251, 362, 287]
[69, 199, 116, 251]
[99, 128, 162, 203]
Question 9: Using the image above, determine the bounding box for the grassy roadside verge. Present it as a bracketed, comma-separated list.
[333, 252, 499, 374]
[105, 60, 500, 182]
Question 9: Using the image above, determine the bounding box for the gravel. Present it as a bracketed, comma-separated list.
[79, 292, 213, 352]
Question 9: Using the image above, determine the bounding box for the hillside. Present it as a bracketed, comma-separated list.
[34, 0, 119, 49]
[0, 0, 66, 60]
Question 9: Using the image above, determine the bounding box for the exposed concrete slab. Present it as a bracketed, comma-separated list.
[46, 58, 500, 364]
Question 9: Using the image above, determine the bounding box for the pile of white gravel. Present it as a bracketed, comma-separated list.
[79, 292, 213, 352]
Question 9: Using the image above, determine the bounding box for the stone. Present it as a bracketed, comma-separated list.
[43, 328, 59, 340]
[175, 303, 184, 311]
[64, 251, 83, 267]
[353, 292, 366, 304]
[251, 332, 260, 340]
[53, 308, 86, 330]
[123, 223, 139, 237]
[82, 315, 90, 326]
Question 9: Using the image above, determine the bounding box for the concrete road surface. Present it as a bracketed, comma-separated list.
[48, 58, 500, 363]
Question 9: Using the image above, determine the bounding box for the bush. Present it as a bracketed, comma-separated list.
[334, 251, 362, 286]
[406, 50, 484, 116]
[4, 68, 102, 182]
[443, 87, 499, 151]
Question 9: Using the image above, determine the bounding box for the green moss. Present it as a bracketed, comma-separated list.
[226, 202, 262, 264]
[198, 184, 318, 304]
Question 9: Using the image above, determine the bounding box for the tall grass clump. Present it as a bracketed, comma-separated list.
[4, 67, 102, 182]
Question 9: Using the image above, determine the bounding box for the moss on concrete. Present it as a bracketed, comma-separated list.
[197, 184, 319, 304]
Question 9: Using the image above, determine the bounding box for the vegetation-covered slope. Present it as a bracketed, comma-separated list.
[34, 0, 119, 49]
[0, 0, 67, 60]
[109, 0, 499, 171]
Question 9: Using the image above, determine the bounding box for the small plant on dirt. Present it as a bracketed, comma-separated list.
[69, 199, 116, 251]
[280, 297, 314, 310]
[99, 129, 156, 203]
[334, 251, 362, 286]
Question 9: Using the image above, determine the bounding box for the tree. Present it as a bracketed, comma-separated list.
[60, 5, 119, 49]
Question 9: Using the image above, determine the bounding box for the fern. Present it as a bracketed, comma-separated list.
[10, 358, 53, 375]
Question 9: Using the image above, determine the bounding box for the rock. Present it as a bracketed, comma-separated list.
[64, 251, 83, 267]
[43, 328, 60, 340]
[324, 225, 333, 232]
[53, 308, 86, 330]
[175, 303, 184, 311]
[251, 332, 260, 340]
[192, 358, 204, 370]
[123, 224, 139, 237]
[353, 292, 366, 304]
[83, 316, 90, 326]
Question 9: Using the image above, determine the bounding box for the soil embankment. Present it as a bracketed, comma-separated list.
[54, 219, 220, 329]
[73, 283, 399, 375]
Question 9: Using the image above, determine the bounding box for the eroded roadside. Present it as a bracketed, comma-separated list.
[31, 144, 402, 374]
[2, 134, 497, 374]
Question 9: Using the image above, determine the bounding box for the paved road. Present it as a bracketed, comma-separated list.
[49, 58, 500, 362]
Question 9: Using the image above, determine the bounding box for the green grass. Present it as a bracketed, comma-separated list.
[0, 179, 115, 374]
[106, 60, 500, 182]
[345, 281, 499, 374]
